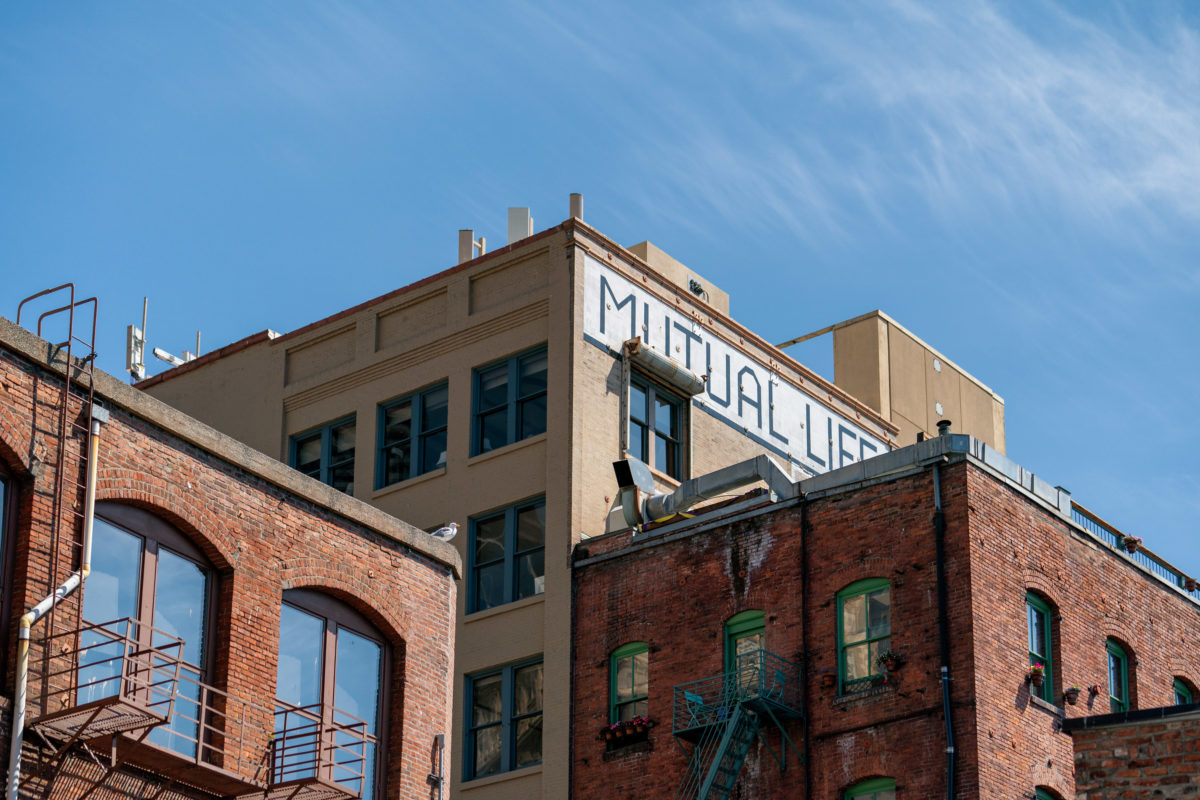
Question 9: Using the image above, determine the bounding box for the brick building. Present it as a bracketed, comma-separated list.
[0, 293, 459, 799]
[571, 430, 1200, 799]
[132, 198, 1005, 799]
[1066, 705, 1200, 798]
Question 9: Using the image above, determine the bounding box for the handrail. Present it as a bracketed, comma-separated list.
[1071, 502, 1200, 602]
[672, 649, 801, 736]
[272, 699, 371, 794]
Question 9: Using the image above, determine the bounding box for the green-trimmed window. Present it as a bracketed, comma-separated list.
[1174, 678, 1193, 705]
[846, 777, 895, 799]
[725, 610, 765, 674]
[376, 382, 448, 488]
[629, 375, 685, 480]
[610, 642, 649, 722]
[472, 346, 547, 456]
[1026, 593, 1054, 703]
[1106, 639, 1129, 712]
[1035, 788, 1060, 800]
[838, 579, 891, 692]
[290, 415, 356, 495]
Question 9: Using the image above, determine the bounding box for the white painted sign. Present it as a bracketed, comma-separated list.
[583, 255, 888, 476]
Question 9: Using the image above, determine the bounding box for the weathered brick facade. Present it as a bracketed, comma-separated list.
[572, 436, 1200, 798]
[1067, 711, 1200, 799]
[0, 316, 459, 799]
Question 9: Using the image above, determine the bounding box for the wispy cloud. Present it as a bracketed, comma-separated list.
[598, 0, 1200, 240]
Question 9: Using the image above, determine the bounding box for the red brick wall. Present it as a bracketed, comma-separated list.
[572, 457, 1200, 799]
[1071, 717, 1200, 798]
[0, 344, 456, 800]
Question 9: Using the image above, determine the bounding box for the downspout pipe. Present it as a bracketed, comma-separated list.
[6, 410, 105, 800]
[799, 496, 812, 800]
[932, 449, 956, 800]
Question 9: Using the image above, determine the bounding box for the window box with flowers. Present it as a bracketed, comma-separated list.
[599, 717, 655, 751]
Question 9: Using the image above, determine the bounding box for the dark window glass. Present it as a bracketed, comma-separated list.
[377, 382, 449, 488]
[472, 347, 548, 455]
[628, 376, 684, 479]
[468, 498, 545, 613]
[276, 590, 388, 800]
[466, 660, 542, 780]
[290, 416, 356, 496]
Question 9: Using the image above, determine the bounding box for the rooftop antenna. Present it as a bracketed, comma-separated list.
[126, 297, 201, 380]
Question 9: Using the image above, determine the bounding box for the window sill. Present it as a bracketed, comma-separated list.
[1029, 695, 1064, 717]
[464, 593, 545, 624]
[371, 466, 446, 500]
[832, 681, 895, 706]
[459, 763, 542, 791]
[468, 432, 547, 466]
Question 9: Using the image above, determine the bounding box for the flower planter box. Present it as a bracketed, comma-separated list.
[1064, 688, 1080, 705]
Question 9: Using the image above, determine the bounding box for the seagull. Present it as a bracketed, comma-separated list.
[430, 522, 458, 541]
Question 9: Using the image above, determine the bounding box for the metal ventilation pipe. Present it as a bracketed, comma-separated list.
[937, 419, 952, 437]
[569, 193, 583, 220]
[613, 453, 797, 528]
[624, 338, 705, 397]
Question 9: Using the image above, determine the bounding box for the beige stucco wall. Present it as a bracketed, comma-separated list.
[832, 310, 1006, 452]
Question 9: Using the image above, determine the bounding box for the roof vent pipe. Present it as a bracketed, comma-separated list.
[569, 193, 583, 220]
[459, 230, 485, 264]
[624, 338, 705, 397]
[507, 207, 533, 244]
[937, 419, 952, 437]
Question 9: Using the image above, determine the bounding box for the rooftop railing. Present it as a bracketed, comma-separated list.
[1072, 502, 1200, 602]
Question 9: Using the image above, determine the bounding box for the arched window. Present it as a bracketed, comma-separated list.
[838, 579, 891, 693]
[1173, 677, 1195, 705]
[610, 642, 649, 722]
[1026, 592, 1055, 703]
[81, 504, 216, 758]
[276, 589, 389, 800]
[1035, 787, 1064, 800]
[0, 467, 17, 674]
[846, 777, 895, 799]
[1106, 638, 1132, 712]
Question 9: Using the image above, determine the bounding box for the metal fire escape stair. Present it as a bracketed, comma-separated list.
[672, 650, 805, 800]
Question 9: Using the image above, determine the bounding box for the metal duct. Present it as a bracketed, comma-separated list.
[623, 338, 705, 397]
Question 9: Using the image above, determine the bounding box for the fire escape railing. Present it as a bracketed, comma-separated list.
[671, 649, 804, 800]
[270, 700, 372, 800]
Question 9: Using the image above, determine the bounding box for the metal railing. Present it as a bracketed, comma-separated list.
[32, 617, 182, 733]
[1071, 503, 1200, 602]
[672, 649, 802, 737]
[272, 700, 372, 797]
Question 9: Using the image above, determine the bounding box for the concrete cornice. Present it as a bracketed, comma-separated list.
[0, 316, 462, 578]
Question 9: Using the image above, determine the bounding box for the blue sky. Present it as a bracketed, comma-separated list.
[3, 2, 1198, 577]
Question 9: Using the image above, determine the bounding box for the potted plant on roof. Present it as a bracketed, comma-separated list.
[1120, 535, 1142, 554]
[1026, 663, 1046, 688]
[1063, 685, 1081, 705]
[1185, 577, 1198, 592]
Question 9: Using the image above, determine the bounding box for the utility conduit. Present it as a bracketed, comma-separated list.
[6, 411, 105, 800]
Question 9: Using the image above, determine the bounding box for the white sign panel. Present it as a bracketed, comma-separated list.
[583, 255, 888, 476]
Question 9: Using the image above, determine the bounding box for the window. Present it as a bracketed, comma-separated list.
[81, 504, 215, 759]
[1026, 593, 1054, 703]
[290, 416, 356, 495]
[466, 659, 543, 780]
[628, 375, 685, 479]
[1035, 789, 1063, 800]
[1106, 639, 1130, 712]
[610, 643, 649, 722]
[725, 610, 765, 672]
[1174, 678, 1194, 705]
[472, 346, 547, 455]
[468, 497, 545, 613]
[376, 382, 448, 487]
[276, 589, 388, 800]
[838, 579, 891, 692]
[846, 777, 895, 799]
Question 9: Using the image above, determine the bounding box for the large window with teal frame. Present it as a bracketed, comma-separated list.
[725, 611, 765, 672]
[1174, 678, 1194, 705]
[1106, 639, 1130, 712]
[1026, 593, 1054, 703]
[837, 578, 891, 693]
[846, 777, 895, 799]
[610, 642, 649, 722]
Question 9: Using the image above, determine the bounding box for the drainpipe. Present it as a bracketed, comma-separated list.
[799, 497, 812, 800]
[6, 409, 105, 800]
[932, 420, 955, 800]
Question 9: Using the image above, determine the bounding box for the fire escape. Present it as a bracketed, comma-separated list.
[671, 649, 804, 800]
[10, 286, 369, 800]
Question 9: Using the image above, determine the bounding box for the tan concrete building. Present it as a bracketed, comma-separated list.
[136, 200, 999, 799]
